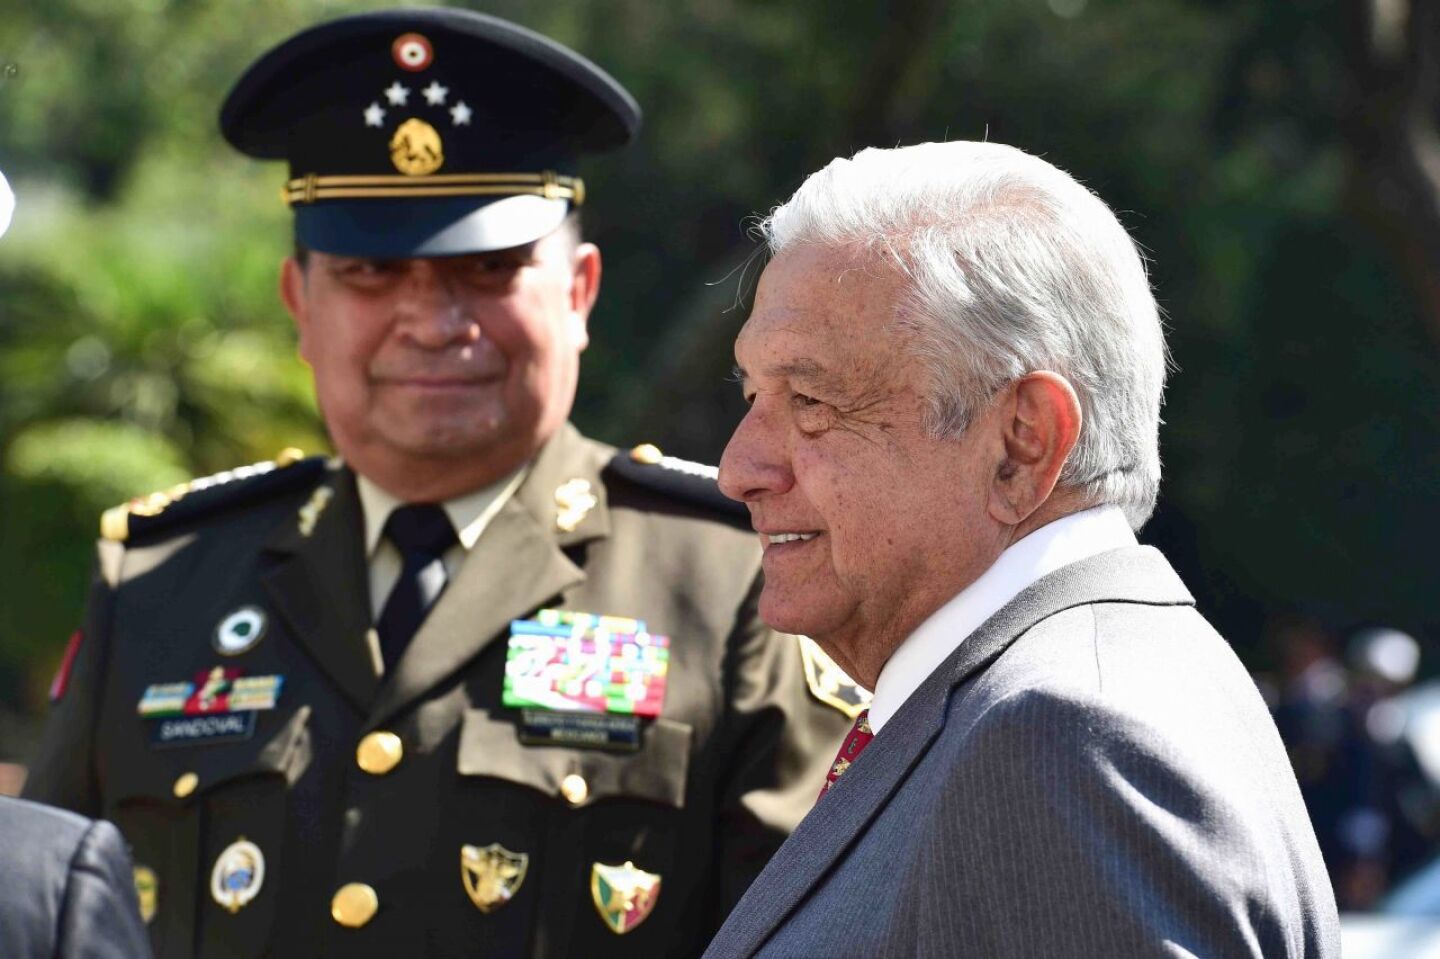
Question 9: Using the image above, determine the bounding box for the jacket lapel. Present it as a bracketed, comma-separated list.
[260, 466, 380, 715]
[366, 425, 609, 730]
[712, 545, 1194, 957]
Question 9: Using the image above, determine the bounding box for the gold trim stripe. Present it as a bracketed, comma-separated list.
[291, 173, 574, 186]
[283, 172, 584, 207]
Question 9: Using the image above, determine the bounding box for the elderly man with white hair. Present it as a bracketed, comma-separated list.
[704, 141, 1339, 958]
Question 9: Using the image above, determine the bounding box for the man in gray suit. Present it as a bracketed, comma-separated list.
[0, 796, 153, 958]
[707, 140, 1339, 957]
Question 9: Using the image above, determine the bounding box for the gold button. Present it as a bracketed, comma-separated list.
[356, 732, 404, 775]
[172, 772, 198, 799]
[629, 443, 663, 465]
[560, 773, 588, 806]
[274, 447, 305, 467]
[331, 883, 379, 928]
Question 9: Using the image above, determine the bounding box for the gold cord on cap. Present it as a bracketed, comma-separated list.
[283, 171, 584, 207]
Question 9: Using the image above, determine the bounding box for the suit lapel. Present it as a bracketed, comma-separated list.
[367, 425, 609, 729]
[713, 545, 1194, 957]
[260, 467, 380, 714]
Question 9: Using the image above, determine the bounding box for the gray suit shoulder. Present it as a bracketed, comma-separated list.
[61, 817, 154, 958]
[0, 797, 152, 958]
[953, 601, 1339, 958]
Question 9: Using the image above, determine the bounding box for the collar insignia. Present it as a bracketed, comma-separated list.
[297, 484, 333, 537]
[554, 478, 597, 532]
[798, 635, 872, 719]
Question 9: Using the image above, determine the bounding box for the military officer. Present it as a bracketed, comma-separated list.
[22, 9, 862, 958]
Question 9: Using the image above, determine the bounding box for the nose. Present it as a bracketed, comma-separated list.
[395, 261, 481, 349]
[718, 403, 793, 504]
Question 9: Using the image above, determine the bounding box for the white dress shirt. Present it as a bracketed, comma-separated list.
[867, 505, 1137, 733]
[357, 469, 526, 620]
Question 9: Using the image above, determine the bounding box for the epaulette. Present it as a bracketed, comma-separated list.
[603, 443, 748, 522]
[100, 448, 330, 544]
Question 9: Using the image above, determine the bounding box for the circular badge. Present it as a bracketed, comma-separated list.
[392, 32, 433, 72]
[210, 838, 265, 914]
[389, 118, 445, 176]
[214, 606, 266, 656]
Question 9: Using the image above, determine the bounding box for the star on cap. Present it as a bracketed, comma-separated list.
[450, 101, 472, 126]
[363, 102, 386, 127]
[384, 81, 410, 106]
[422, 81, 449, 106]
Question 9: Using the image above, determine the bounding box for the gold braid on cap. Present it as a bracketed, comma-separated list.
[282, 171, 584, 206]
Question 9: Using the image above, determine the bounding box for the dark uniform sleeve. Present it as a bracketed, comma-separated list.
[57, 819, 155, 959]
[23, 540, 122, 816]
[711, 575, 853, 918]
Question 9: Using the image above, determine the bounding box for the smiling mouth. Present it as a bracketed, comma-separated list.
[764, 532, 820, 545]
[377, 376, 497, 388]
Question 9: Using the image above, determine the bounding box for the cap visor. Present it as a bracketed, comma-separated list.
[295, 194, 569, 257]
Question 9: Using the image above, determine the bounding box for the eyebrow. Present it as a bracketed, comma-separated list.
[732, 358, 835, 389]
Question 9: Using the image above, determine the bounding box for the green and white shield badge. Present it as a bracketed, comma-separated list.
[590, 860, 661, 934]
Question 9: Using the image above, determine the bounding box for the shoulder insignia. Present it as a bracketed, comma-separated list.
[798, 636, 872, 719]
[603, 443, 745, 521]
[100, 448, 328, 544]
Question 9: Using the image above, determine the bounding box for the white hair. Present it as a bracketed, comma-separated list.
[758, 141, 1168, 529]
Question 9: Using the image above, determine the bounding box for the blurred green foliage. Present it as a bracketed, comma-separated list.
[0, 0, 1436, 731]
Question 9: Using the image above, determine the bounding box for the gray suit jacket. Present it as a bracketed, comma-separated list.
[703, 546, 1339, 958]
[0, 797, 153, 959]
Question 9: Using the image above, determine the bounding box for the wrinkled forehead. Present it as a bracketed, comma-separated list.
[736, 244, 909, 372]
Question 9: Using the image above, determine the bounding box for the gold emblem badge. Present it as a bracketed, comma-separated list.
[590, 860, 661, 935]
[554, 478, 598, 532]
[133, 865, 158, 924]
[209, 838, 265, 914]
[798, 636, 872, 719]
[390, 117, 444, 175]
[297, 485, 333, 537]
[461, 843, 528, 913]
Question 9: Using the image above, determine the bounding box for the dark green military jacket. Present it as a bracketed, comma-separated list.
[23, 424, 860, 959]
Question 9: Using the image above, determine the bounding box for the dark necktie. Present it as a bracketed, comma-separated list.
[817, 709, 874, 802]
[376, 503, 457, 673]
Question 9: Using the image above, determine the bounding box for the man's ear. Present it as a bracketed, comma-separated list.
[279, 256, 312, 362]
[988, 371, 1082, 526]
[567, 242, 601, 352]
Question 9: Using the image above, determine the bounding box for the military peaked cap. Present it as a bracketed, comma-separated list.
[220, 7, 641, 257]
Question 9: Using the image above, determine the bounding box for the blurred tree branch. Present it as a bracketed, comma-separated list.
[619, 0, 953, 463]
[1344, 0, 1440, 341]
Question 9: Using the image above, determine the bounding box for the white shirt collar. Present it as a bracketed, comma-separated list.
[867, 504, 1137, 733]
[356, 468, 527, 556]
